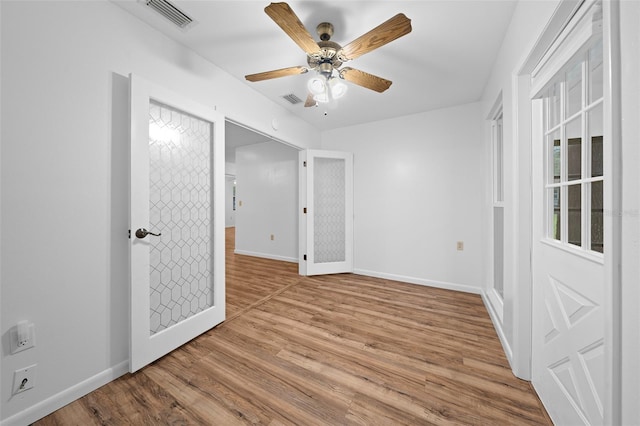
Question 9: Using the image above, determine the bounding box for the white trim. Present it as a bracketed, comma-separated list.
[540, 237, 605, 264]
[224, 118, 302, 153]
[233, 249, 298, 264]
[531, 0, 603, 98]
[487, 90, 504, 120]
[507, 72, 535, 380]
[601, 1, 622, 423]
[298, 150, 308, 275]
[353, 269, 482, 295]
[486, 288, 504, 323]
[482, 292, 514, 369]
[519, 0, 585, 75]
[0, 361, 129, 426]
[492, 114, 505, 205]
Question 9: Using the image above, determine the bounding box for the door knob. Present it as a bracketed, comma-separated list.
[135, 228, 161, 239]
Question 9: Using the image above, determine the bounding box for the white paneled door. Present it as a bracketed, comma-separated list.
[129, 74, 225, 372]
[531, 5, 606, 423]
[299, 150, 353, 276]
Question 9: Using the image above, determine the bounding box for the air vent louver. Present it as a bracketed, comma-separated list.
[282, 94, 303, 104]
[146, 0, 193, 29]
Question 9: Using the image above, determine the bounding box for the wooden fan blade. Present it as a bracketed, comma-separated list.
[339, 13, 412, 61]
[340, 67, 392, 93]
[245, 66, 308, 82]
[304, 93, 316, 107]
[265, 2, 319, 55]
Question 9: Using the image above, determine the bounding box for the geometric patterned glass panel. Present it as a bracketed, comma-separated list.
[313, 157, 346, 263]
[148, 100, 213, 335]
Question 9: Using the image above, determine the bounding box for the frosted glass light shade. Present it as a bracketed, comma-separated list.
[307, 77, 326, 95]
[313, 91, 330, 103]
[329, 78, 348, 99]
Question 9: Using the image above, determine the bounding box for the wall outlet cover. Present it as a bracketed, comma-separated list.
[9, 322, 35, 354]
[13, 364, 37, 395]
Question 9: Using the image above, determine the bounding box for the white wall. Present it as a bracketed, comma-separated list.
[619, 1, 640, 423]
[225, 176, 236, 227]
[322, 102, 484, 293]
[479, 0, 560, 376]
[234, 142, 299, 263]
[0, 1, 319, 423]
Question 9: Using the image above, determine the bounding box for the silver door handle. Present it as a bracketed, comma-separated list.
[135, 228, 161, 239]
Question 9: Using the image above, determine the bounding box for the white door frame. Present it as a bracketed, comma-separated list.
[513, 1, 621, 424]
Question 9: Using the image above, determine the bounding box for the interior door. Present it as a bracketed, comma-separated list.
[530, 17, 606, 423]
[129, 74, 225, 372]
[299, 149, 353, 276]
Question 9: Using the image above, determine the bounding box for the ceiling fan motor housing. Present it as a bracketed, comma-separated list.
[307, 39, 343, 73]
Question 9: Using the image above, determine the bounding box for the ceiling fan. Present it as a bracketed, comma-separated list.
[245, 2, 412, 107]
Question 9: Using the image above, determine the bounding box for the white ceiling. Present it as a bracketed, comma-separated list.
[113, 0, 517, 132]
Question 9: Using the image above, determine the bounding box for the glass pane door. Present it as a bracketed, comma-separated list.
[129, 74, 225, 373]
[148, 101, 213, 334]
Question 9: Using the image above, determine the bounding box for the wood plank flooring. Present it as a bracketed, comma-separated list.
[36, 227, 551, 425]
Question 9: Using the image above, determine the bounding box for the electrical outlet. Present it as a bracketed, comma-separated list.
[270, 234, 275, 241]
[13, 364, 36, 395]
[10, 321, 35, 354]
[457, 241, 464, 251]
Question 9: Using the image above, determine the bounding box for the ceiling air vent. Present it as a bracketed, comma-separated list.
[282, 93, 303, 105]
[145, 0, 194, 29]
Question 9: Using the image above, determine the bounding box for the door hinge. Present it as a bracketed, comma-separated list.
[303, 254, 307, 261]
[303, 161, 307, 167]
[303, 207, 307, 214]
[128, 229, 131, 239]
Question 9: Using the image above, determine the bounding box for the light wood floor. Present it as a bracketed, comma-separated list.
[36, 228, 551, 425]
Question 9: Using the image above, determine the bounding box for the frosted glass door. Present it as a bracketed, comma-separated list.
[148, 100, 212, 334]
[129, 75, 225, 372]
[299, 150, 353, 276]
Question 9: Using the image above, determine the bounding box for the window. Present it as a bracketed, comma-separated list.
[543, 38, 604, 253]
[493, 110, 504, 204]
[492, 107, 504, 299]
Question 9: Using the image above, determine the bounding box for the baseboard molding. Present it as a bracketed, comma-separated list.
[1, 360, 129, 426]
[353, 269, 482, 295]
[481, 291, 514, 369]
[233, 249, 298, 263]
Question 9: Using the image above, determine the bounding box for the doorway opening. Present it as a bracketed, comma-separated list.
[225, 120, 301, 264]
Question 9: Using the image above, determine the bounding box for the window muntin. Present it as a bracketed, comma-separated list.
[543, 37, 604, 254]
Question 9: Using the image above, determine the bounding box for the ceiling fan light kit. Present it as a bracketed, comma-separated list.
[307, 74, 347, 104]
[245, 2, 412, 108]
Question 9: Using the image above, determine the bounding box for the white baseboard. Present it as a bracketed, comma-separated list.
[353, 269, 482, 295]
[233, 249, 298, 263]
[1, 361, 129, 426]
[481, 291, 514, 369]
